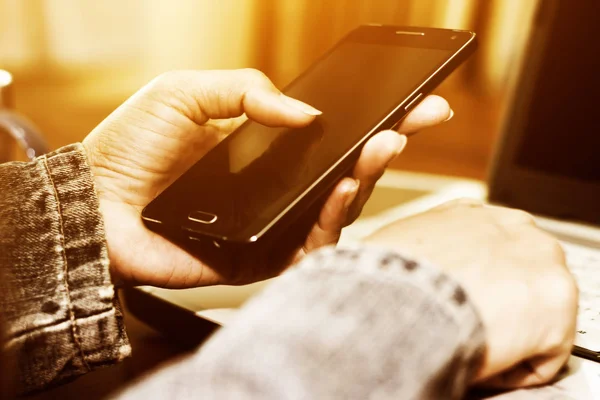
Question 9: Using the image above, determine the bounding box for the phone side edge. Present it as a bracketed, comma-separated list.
[244, 32, 479, 242]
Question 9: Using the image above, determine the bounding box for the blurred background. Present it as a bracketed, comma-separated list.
[0, 0, 539, 179]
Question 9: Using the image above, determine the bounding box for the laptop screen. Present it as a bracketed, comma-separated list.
[514, 3, 600, 184]
[488, 0, 600, 224]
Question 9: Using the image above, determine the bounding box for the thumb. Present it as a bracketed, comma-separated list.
[145, 68, 321, 128]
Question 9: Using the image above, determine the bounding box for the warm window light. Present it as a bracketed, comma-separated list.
[0, 70, 12, 87]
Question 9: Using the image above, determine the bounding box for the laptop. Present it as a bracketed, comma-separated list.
[124, 0, 600, 363]
[487, 0, 600, 361]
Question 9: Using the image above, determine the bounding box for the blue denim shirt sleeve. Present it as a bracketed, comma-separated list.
[0, 143, 130, 395]
[115, 246, 486, 400]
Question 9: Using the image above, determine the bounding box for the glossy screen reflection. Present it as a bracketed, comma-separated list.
[156, 41, 451, 238]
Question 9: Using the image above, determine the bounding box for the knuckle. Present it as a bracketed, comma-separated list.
[151, 70, 207, 93]
[545, 330, 576, 359]
[537, 270, 579, 311]
[548, 239, 567, 262]
[146, 70, 190, 100]
[532, 231, 566, 261]
[152, 70, 184, 87]
[435, 198, 483, 212]
[239, 68, 268, 84]
[535, 271, 578, 350]
[508, 209, 535, 224]
[452, 197, 484, 207]
[493, 207, 536, 226]
[144, 70, 205, 118]
[536, 361, 566, 384]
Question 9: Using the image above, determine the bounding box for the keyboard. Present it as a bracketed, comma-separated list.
[563, 241, 600, 352]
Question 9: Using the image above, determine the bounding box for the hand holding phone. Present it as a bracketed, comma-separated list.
[140, 25, 476, 284]
[83, 26, 464, 288]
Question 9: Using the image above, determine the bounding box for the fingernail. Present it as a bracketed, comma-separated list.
[343, 179, 360, 210]
[443, 108, 454, 122]
[396, 134, 408, 154]
[280, 94, 322, 116]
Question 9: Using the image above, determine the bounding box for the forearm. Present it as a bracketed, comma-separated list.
[0, 144, 130, 395]
[117, 246, 485, 399]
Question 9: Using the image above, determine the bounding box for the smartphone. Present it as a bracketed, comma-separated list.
[141, 25, 477, 266]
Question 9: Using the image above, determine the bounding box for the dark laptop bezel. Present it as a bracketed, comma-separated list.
[487, 0, 600, 225]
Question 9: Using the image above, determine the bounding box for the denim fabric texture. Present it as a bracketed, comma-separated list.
[0, 144, 130, 395]
[115, 246, 486, 400]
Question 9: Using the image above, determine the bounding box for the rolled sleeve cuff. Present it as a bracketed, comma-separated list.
[2, 144, 130, 394]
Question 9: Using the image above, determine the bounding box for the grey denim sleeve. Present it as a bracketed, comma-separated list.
[117, 246, 485, 400]
[0, 144, 130, 395]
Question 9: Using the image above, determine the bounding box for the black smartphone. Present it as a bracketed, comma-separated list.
[142, 25, 477, 266]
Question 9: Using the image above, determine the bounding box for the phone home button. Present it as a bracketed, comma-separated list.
[188, 211, 218, 224]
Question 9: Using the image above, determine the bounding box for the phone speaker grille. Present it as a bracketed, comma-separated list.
[395, 31, 425, 36]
